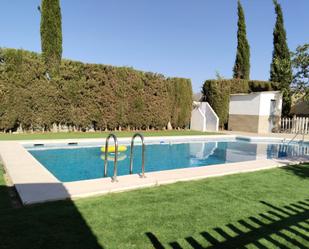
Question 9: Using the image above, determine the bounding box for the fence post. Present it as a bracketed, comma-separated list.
[300, 117, 304, 133]
[292, 116, 296, 133]
[297, 117, 301, 133]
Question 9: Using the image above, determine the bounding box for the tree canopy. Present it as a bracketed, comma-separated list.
[291, 44, 309, 101]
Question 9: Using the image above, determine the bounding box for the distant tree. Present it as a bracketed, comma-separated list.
[270, 0, 292, 116]
[215, 70, 225, 80]
[291, 44, 309, 101]
[233, 0, 250, 80]
[40, 0, 62, 75]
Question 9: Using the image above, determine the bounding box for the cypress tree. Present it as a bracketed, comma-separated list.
[40, 0, 62, 74]
[270, 0, 292, 116]
[233, 0, 250, 80]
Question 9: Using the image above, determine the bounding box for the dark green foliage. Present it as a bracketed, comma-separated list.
[0, 49, 192, 132]
[202, 79, 275, 127]
[270, 0, 292, 116]
[229, 78, 249, 93]
[202, 80, 230, 127]
[233, 0, 250, 80]
[167, 78, 193, 128]
[248, 80, 277, 92]
[40, 0, 62, 74]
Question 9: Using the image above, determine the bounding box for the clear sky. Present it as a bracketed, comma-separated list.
[0, 0, 308, 92]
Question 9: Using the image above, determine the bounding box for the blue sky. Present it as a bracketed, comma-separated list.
[0, 0, 308, 92]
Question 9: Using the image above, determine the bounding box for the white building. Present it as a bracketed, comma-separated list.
[228, 91, 282, 133]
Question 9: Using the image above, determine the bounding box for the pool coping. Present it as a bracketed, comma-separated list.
[0, 134, 308, 205]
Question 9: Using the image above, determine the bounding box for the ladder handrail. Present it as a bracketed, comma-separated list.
[130, 133, 146, 178]
[287, 129, 305, 145]
[104, 133, 118, 182]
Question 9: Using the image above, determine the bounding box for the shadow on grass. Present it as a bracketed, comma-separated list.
[0, 183, 104, 249]
[281, 164, 309, 179]
[146, 199, 309, 249]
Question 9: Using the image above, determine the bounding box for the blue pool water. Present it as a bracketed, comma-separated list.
[28, 140, 309, 182]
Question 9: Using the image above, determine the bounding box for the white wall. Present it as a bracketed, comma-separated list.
[229, 93, 261, 115]
[229, 91, 282, 116]
[259, 92, 282, 116]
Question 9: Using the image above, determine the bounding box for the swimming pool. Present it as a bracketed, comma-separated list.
[27, 139, 309, 182]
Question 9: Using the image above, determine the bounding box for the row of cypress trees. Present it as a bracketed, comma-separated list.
[234, 0, 292, 116]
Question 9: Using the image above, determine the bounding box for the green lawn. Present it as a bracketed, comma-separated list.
[0, 163, 308, 249]
[0, 130, 219, 141]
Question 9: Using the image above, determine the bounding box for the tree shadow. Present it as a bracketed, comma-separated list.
[146, 199, 309, 249]
[280, 163, 309, 179]
[0, 182, 104, 249]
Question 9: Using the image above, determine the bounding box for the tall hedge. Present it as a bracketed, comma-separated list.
[202, 79, 276, 127]
[167, 78, 193, 128]
[0, 48, 192, 132]
[202, 80, 231, 128]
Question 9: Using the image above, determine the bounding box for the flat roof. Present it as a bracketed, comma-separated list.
[230, 91, 281, 96]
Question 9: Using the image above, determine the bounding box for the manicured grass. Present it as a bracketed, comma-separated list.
[0, 163, 308, 249]
[0, 130, 219, 141]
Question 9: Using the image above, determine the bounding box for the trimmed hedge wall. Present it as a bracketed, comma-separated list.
[202, 79, 277, 127]
[0, 48, 192, 132]
[167, 78, 193, 129]
[202, 80, 230, 128]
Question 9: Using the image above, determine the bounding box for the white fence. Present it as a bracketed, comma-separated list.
[280, 116, 309, 134]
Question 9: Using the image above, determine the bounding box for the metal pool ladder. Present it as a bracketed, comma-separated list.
[103, 133, 119, 182]
[130, 133, 146, 178]
[287, 129, 305, 146]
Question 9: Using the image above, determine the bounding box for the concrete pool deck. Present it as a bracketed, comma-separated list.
[222, 130, 309, 140]
[0, 134, 308, 205]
